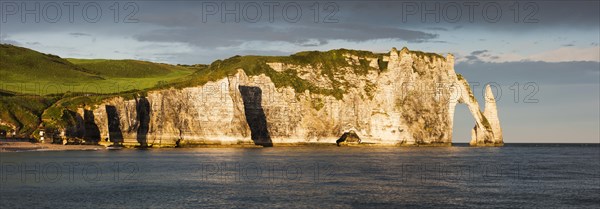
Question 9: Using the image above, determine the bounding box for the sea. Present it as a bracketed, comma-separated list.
[1, 144, 599, 208]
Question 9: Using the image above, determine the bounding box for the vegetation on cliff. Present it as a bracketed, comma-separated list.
[0, 95, 59, 137]
[169, 49, 388, 100]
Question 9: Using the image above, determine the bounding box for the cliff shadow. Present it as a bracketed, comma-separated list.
[64, 110, 84, 139]
[106, 105, 124, 144]
[136, 97, 151, 147]
[83, 110, 101, 144]
[239, 86, 272, 147]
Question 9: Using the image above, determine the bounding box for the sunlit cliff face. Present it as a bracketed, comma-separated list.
[52, 48, 502, 147]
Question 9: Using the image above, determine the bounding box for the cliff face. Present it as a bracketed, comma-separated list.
[68, 48, 502, 146]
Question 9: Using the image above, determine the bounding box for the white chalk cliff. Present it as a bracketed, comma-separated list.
[61, 48, 503, 146]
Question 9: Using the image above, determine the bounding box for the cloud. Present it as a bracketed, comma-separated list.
[296, 39, 329, 47]
[452, 25, 463, 30]
[471, 50, 488, 56]
[134, 23, 438, 48]
[463, 55, 479, 62]
[134, 1, 599, 31]
[426, 27, 448, 31]
[130, 2, 443, 48]
[0, 39, 21, 45]
[459, 47, 600, 63]
[69, 32, 91, 37]
[459, 50, 492, 63]
[338, 1, 599, 31]
[0, 34, 22, 46]
[0, 33, 23, 46]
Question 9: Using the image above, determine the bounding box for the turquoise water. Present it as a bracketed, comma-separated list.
[1, 144, 599, 208]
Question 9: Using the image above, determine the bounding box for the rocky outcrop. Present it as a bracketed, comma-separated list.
[66, 48, 502, 147]
[480, 85, 503, 145]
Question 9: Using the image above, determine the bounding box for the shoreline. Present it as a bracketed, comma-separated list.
[3, 139, 596, 152]
[0, 139, 104, 152]
[0, 139, 460, 152]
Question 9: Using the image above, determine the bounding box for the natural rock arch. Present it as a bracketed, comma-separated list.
[448, 82, 503, 146]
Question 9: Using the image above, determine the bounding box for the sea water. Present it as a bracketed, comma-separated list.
[1, 144, 598, 208]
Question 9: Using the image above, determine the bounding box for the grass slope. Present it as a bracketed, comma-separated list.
[0, 44, 103, 84]
[0, 44, 197, 95]
[67, 58, 182, 78]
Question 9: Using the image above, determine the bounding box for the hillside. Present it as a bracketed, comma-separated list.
[66, 58, 185, 78]
[0, 44, 198, 95]
[0, 44, 104, 84]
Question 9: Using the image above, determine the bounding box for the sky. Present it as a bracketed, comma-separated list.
[1, 0, 599, 143]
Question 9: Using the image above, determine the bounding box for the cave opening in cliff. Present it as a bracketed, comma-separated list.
[106, 105, 124, 144]
[136, 97, 151, 148]
[452, 105, 474, 143]
[83, 110, 101, 144]
[336, 130, 361, 146]
[239, 86, 273, 147]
